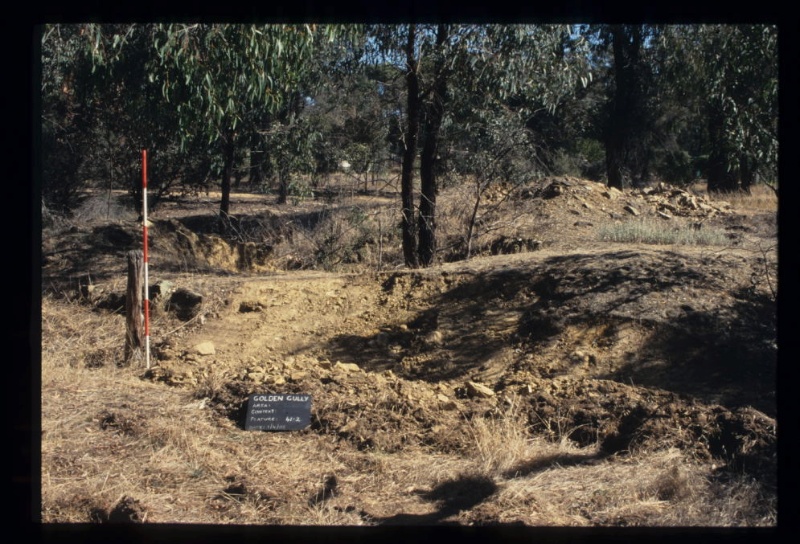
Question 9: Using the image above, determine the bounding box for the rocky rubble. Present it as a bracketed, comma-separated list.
[528, 177, 732, 220]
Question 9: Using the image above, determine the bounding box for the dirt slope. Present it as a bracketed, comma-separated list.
[40, 178, 778, 525]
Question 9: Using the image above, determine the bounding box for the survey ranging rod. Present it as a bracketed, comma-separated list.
[142, 149, 151, 370]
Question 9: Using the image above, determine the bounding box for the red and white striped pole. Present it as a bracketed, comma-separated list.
[142, 149, 151, 370]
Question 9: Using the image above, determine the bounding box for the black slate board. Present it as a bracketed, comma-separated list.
[244, 393, 312, 431]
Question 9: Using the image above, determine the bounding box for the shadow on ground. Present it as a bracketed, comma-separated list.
[370, 474, 498, 525]
[324, 250, 776, 415]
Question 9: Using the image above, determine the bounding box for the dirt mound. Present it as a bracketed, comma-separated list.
[522, 177, 732, 220]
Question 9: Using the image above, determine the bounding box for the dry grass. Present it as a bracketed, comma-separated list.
[464, 395, 591, 476]
[278, 201, 403, 272]
[597, 217, 730, 246]
[40, 285, 776, 527]
[506, 455, 765, 526]
[693, 182, 778, 213]
[39, 174, 777, 526]
[435, 181, 547, 260]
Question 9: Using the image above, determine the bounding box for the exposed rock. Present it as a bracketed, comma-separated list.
[623, 205, 640, 216]
[150, 280, 173, 302]
[424, 330, 443, 346]
[246, 371, 265, 383]
[193, 341, 216, 356]
[290, 370, 308, 382]
[519, 384, 536, 395]
[540, 182, 566, 199]
[237, 241, 274, 269]
[437, 393, 458, 410]
[169, 288, 203, 320]
[334, 362, 362, 373]
[634, 183, 732, 218]
[466, 381, 495, 398]
[239, 301, 265, 313]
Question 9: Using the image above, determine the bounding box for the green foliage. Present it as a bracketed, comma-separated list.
[659, 150, 696, 186]
[41, 21, 775, 236]
[148, 24, 319, 147]
[40, 25, 103, 212]
[364, 24, 592, 266]
[75, 23, 360, 214]
[478, 25, 592, 112]
[41, 24, 236, 214]
[548, 138, 607, 180]
[660, 25, 778, 191]
[303, 49, 401, 182]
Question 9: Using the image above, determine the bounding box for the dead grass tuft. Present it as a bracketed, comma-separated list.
[41, 294, 126, 369]
[466, 399, 531, 474]
[598, 217, 729, 246]
[704, 184, 778, 213]
[488, 447, 774, 526]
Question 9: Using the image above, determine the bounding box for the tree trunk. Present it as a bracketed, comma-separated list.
[465, 182, 484, 260]
[417, 24, 449, 268]
[706, 104, 739, 193]
[124, 250, 145, 365]
[249, 142, 264, 185]
[605, 25, 641, 190]
[250, 118, 271, 186]
[739, 152, 754, 194]
[606, 27, 627, 190]
[277, 170, 289, 204]
[401, 24, 420, 268]
[605, 134, 625, 190]
[233, 155, 243, 189]
[220, 135, 235, 217]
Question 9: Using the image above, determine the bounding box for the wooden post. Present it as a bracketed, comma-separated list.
[125, 250, 145, 365]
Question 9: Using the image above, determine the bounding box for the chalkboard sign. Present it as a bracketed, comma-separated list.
[244, 393, 312, 431]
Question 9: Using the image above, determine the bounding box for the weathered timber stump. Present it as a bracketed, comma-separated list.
[124, 250, 145, 365]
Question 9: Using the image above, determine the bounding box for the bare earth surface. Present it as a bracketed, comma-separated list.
[39, 177, 778, 528]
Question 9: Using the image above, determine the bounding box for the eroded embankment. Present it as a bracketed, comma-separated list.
[141, 247, 775, 489]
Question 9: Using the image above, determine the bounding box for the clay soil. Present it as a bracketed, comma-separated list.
[39, 176, 778, 529]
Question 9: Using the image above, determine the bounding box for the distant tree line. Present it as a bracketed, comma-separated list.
[40, 23, 778, 266]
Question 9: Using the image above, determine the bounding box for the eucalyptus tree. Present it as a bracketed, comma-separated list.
[581, 24, 665, 189]
[42, 24, 225, 218]
[588, 24, 778, 193]
[146, 24, 333, 216]
[662, 24, 778, 193]
[445, 98, 537, 259]
[300, 33, 393, 192]
[41, 24, 99, 213]
[61, 24, 344, 219]
[368, 24, 590, 267]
